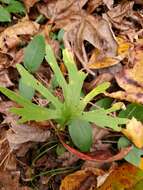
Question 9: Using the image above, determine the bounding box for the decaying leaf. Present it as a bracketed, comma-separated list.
[103, 1, 134, 31]
[106, 41, 143, 104]
[5, 116, 50, 151]
[63, 14, 117, 71]
[88, 37, 131, 69]
[0, 171, 31, 190]
[0, 70, 13, 87]
[37, 0, 88, 21]
[0, 20, 39, 53]
[122, 117, 143, 148]
[103, 0, 113, 9]
[60, 167, 104, 190]
[98, 163, 143, 190]
[87, 0, 102, 13]
[23, 0, 38, 12]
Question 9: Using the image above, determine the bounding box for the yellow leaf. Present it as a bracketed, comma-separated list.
[98, 163, 143, 190]
[88, 37, 131, 69]
[122, 117, 143, 148]
[60, 168, 104, 190]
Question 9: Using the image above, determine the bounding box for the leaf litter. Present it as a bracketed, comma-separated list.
[0, 0, 143, 189]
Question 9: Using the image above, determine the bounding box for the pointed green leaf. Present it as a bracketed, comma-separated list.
[10, 107, 60, 123]
[16, 64, 62, 109]
[45, 45, 67, 97]
[80, 82, 110, 111]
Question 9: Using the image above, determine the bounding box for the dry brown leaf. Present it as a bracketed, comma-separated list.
[23, 0, 38, 12]
[105, 41, 143, 104]
[0, 70, 13, 87]
[87, 0, 102, 13]
[37, 0, 88, 21]
[0, 171, 31, 190]
[0, 20, 39, 53]
[103, 1, 134, 31]
[122, 117, 143, 148]
[88, 37, 131, 69]
[63, 13, 117, 71]
[5, 116, 50, 151]
[60, 168, 104, 190]
[103, 0, 113, 9]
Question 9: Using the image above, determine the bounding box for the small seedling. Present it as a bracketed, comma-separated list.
[0, 45, 128, 152]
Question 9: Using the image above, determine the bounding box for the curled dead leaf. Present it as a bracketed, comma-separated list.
[122, 117, 143, 148]
[105, 41, 143, 104]
[63, 14, 117, 71]
[0, 171, 31, 190]
[88, 37, 132, 69]
[0, 20, 39, 53]
[5, 116, 50, 152]
[60, 167, 104, 190]
[103, 1, 134, 31]
[23, 0, 38, 12]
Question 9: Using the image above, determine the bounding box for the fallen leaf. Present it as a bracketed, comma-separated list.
[60, 167, 104, 190]
[63, 14, 117, 71]
[88, 37, 131, 69]
[0, 69, 13, 87]
[98, 163, 143, 190]
[103, 1, 134, 31]
[0, 171, 31, 190]
[87, 0, 102, 13]
[122, 117, 143, 148]
[88, 49, 119, 69]
[103, 0, 113, 9]
[0, 19, 39, 53]
[5, 116, 50, 151]
[37, 0, 88, 20]
[105, 41, 143, 104]
[23, 0, 38, 12]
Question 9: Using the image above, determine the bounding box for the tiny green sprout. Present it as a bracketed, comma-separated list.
[0, 45, 128, 152]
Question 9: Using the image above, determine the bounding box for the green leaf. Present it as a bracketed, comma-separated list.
[0, 7, 11, 22]
[11, 106, 60, 123]
[0, 86, 34, 107]
[0, 86, 60, 123]
[16, 64, 62, 109]
[0, 0, 11, 4]
[24, 35, 45, 73]
[119, 103, 143, 122]
[45, 45, 68, 97]
[57, 29, 64, 41]
[68, 119, 92, 152]
[94, 97, 113, 109]
[62, 49, 86, 109]
[118, 137, 143, 169]
[19, 77, 35, 100]
[81, 108, 128, 131]
[80, 82, 110, 111]
[6, 0, 25, 14]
